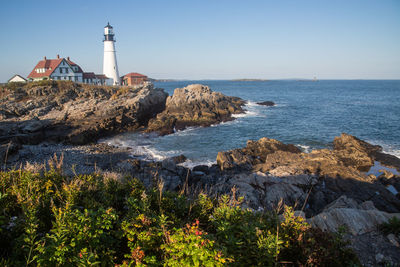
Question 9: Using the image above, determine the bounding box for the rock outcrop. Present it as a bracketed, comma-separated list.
[308, 195, 400, 235]
[257, 101, 275, 106]
[216, 133, 400, 214]
[217, 137, 301, 170]
[146, 84, 245, 135]
[0, 81, 168, 147]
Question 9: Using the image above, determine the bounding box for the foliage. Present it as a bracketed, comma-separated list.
[161, 220, 230, 266]
[379, 216, 400, 235]
[0, 169, 360, 266]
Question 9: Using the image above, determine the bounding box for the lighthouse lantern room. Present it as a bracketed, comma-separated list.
[103, 22, 120, 85]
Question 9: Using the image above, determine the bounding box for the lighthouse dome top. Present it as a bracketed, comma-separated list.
[105, 22, 113, 29]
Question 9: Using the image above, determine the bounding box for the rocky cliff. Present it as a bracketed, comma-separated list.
[146, 84, 245, 135]
[0, 81, 168, 146]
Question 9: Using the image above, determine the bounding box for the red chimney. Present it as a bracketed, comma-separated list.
[67, 56, 70, 61]
[44, 56, 47, 60]
[57, 54, 60, 59]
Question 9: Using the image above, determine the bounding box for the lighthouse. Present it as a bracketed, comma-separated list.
[103, 23, 120, 85]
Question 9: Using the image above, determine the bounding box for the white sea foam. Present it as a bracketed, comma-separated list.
[246, 100, 260, 107]
[232, 100, 267, 118]
[383, 149, 400, 159]
[232, 110, 258, 118]
[178, 159, 216, 169]
[296, 144, 311, 153]
[365, 140, 400, 159]
[171, 126, 199, 136]
[211, 120, 238, 127]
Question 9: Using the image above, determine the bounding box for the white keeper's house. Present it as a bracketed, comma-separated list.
[27, 55, 111, 85]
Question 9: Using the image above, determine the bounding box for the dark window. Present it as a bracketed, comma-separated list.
[66, 68, 69, 74]
[60, 68, 63, 74]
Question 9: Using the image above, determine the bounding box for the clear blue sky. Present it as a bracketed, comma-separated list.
[1, 0, 399, 82]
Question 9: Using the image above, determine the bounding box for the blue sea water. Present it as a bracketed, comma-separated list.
[103, 80, 400, 167]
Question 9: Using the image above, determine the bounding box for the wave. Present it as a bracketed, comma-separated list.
[296, 144, 311, 153]
[232, 100, 267, 118]
[246, 100, 260, 107]
[232, 110, 259, 118]
[366, 139, 400, 159]
[178, 159, 216, 169]
[211, 120, 239, 127]
[383, 149, 400, 159]
[171, 126, 199, 136]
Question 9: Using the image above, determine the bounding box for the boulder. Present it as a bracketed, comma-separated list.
[308, 208, 400, 235]
[217, 137, 301, 170]
[146, 84, 245, 135]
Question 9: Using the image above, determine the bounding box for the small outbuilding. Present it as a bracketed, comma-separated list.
[8, 74, 27, 83]
[121, 72, 148, 86]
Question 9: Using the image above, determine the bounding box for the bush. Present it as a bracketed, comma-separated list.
[379, 216, 400, 235]
[0, 169, 360, 266]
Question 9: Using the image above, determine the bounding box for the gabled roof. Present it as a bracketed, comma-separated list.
[8, 74, 27, 82]
[123, 72, 147, 78]
[27, 56, 84, 79]
[66, 58, 84, 73]
[27, 58, 64, 79]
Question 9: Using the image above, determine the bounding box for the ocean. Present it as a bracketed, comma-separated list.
[102, 80, 400, 167]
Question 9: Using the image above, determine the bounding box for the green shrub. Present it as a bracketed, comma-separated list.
[35, 206, 118, 265]
[210, 194, 278, 266]
[161, 220, 230, 266]
[379, 216, 400, 235]
[0, 169, 360, 266]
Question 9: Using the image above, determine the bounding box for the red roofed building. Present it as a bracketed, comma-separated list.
[27, 55, 111, 85]
[27, 55, 83, 82]
[121, 72, 148, 86]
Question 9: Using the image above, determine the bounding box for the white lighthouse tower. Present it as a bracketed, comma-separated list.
[103, 22, 120, 85]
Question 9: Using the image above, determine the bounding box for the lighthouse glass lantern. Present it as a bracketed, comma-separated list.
[104, 23, 114, 41]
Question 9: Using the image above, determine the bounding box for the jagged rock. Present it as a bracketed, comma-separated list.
[334, 133, 400, 172]
[216, 134, 400, 213]
[308, 208, 400, 235]
[217, 138, 301, 170]
[213, 172, 312, 210]
[0, 82, 168, 146]
[161, 155, 187, 173]
[323, 195, 359, 211]
[333, 133, 380, 171]
[146, 84, 245, 135]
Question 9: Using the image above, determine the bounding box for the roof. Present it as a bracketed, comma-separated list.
[8, 74, 27, 82]
[95, 74, 108, 79]
[123, 72, 147, 78]
[27, 57, 85, 79]
[83, 72, 96, 79]
[27, 58, 64, 79]
[105, 22, 113, 28]
[66, 58, 83, 73]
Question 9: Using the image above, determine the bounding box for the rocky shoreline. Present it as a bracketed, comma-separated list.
[1, 81, 400, 265]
